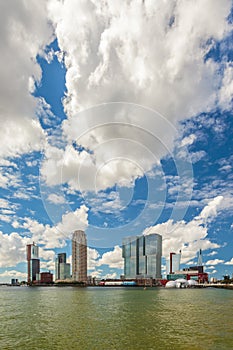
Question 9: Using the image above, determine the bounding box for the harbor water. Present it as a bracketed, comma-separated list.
[0, 286, 233, 350]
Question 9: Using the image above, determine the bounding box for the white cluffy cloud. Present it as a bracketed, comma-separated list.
[87, 247, 100, 270]
[0, 1, 53, 160]
[0, 270, 27, 282]
[48, 0, 232, 118]
[47, 194, 66, 205]
[97, 246, 123, 269]
[0, 231, 29, 268]
[197, 196, 223, 222]
[206, 259, 224, 266]
[143, 196, 223, 262]
[0, 204, 89, 271]
[180, 134, 197, 147]
[219, 63, 233, 111]
[225, 258, 233, 265]
[41, 0, 233, 193]
[87, 245, 124, 279]
[22, 205, 89, 249]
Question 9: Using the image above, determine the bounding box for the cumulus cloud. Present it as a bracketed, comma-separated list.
[103, 272, 117, 279]
[208, 251, 218, 256]
[225, 258, 233, 265]
[206, 259, 225, 265]
[48, 0, 232, 117]
[198, 196, 223, 222]
[89, 269, 103, 278]
[87, 247, 100, 270]
[180, 134, 197, 147]
[219, 63, 233, 110]
[0, 199, 10, 208]
[22, 204, 89, 249]
[0, 1, 53, 161]
[0, 270, 27, 282]
[0, 231, 28, 268]
[40, 0, 233, 193]
[47, 193, 66, 205]
[97, 245, 124, 269]
[40, 259, 55, 272]
[143, 196, 223, 262]
[0, 204, 89, 274]
[41, 107, 171, 192]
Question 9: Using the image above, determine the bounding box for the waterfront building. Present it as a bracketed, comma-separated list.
[166, 251, 181, 275]
[55, 253, 71, 280]
[167, 269, 208, 283]
[40, 272, 53, 284]
[166, 249, 208, 283]
[122, 236, 138, 278]
[72, 230, 87, 282]
[26, 242, 40, 284]
[122, 233, 162, 279]
[11, 279, 19, 286]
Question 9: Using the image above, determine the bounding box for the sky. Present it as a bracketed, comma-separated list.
[0, 0, 233, 282]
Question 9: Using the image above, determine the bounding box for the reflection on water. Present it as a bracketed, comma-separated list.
[0, 287, 233, 350]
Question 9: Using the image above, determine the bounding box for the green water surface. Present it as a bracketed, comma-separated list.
[0, 286, 232, 350]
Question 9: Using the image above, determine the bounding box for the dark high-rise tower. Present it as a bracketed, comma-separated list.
[55, 253, 71, 280]
[26, 242, 40, 284]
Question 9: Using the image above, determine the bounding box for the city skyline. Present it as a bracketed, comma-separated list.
[24, 232, 206, 284]
[0, 1, 233, 282]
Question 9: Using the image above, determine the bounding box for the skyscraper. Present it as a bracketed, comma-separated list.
[166, 251, 181, 275]
[122, 233, 162, 279]
[72, 230, 87, 282]
[26, 242, 40, 284]
[55, 253, 71, 280]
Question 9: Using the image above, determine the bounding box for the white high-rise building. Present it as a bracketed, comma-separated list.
[72, 230, 87, 282]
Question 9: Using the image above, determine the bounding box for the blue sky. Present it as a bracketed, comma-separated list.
[0, 0, 233, 282]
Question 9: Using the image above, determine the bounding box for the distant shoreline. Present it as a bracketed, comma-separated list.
[2, 283, 233, 289]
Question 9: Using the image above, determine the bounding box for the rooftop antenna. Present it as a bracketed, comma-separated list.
[197, 249, 203, 266]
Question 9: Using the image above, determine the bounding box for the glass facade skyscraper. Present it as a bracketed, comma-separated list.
[55, 253, 71, 280]
[122, 233, 162, 279]
[122, 236, 138, 278]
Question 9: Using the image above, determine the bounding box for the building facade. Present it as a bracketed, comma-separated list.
[55, 253, 71, 280]
[166, 252, 181, 275]
[167, 269, 208, 283]
[122, 233, 162, 279]
[26, 243, 40, 284]
[40, 272, 53, 284]
[72, 230, 87, 282]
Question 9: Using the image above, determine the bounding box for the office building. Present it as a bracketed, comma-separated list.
[55, 253, 71, 280]
[166, 251, 181, 275]
[26, 242, 40, 284]
[40, 272, 53, 284]
[122, 233, 162, 279]
[11, 279, 19, 286]
[72, 230, 87, 282]
[122, 235, 138, 278]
